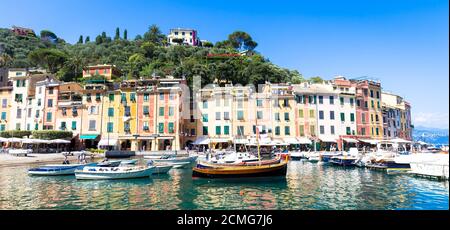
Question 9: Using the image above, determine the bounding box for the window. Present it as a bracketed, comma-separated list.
[16, 123, 20, 130]
[202, 126, 208, 135]
[377, 101, 380, 109]
[299, 125, 304, 136]
[37, 99, 41, 106]
[346, 127, 351, 135]
[169, 107, 174, 116]
[237, 126, 244, 136]
[274, 112, 280, 121]
[318, 96, 323, 104]
[89, 106, 97, 115]
[202, 100, 208, 109]
[257, 99, 262, 107]
[202, 114, 208, 122]
[124, 122, 130, 132]
[49, 87, 54, 94]
[310, 125, 316, 136]
[88, 120, 96, 131]
[237, 111, 244, 120]
[46, 112, 52, 122]
[168, 122, 174, 133]
[361, 128, 366, 135]
[96, 93, 101, 101]
[72, 121, 77, 130]
[224, 126, 230, 135]
[371, 100, 374, 108]
[143, 122, 149, 131]
[159, 123, 164, 134]
[283, 99, 289, 107]
[17, 108, 22, 118]
[376, 91, 380, 99]
[143, 93, 149, 102]
[0, 124, 5, 131]
[35, 110, 40, 118]
[108, 108, 114, 117]
[284, 112, 289, 121]
[371, 114, 374, 122]
[62, 108, 67, 116]
[350, 98, 354, 106]
[331, 125, 335, 135]
[27, 124, 30, 131]
[319, 111, 324, 120]
[375, 115, 379, 122]
[285, 126, 290, 135]
[2, 99, 7, 108]
[273, 99, 279, 107]
[340, 97, 344, 105]
[370, 90, 374, 98]
[60, 122, 66, 130]
[275, 126, 280, 135]
[159, 107, 164, 116]
[143, 106, 149, 115]
[299, 110, 304, 118]
[215, 126, 221, 135]
[169, 93, 175, 100]
[109, 93, 115, 102]
[130, 93, 136, 102]
[238, 99, 243, 108]
[216, 112, 221, 120]
[376, 128, 379, 136]
[15, 94, 23, 103]
[224, 99, 229, 106]
[364, 101, 368, 108]
[320, 125, 325, 134]
[48, 99, 53, 107]
[1, 112, 6, 120]
[257, 111, 263, 119]
[329, 96, 334, 104]
[340, 113, 345, 122]
[190, 129, 196, 135]
[309, 110, 315, 118]
[330, 111, 335, 120]
[224, 112, 230, 120]
[28, 108, 31, 118]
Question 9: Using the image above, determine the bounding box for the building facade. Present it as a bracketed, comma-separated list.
[167, 28, 199, 46]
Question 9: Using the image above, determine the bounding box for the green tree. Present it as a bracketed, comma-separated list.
[28, 48, 68, 73]
[126, 53, 146, 79]
[143, 24, 166, 45]
[115, 27, 120, 40]
[124, 29, 128, 40]
[85, 36, 90, 43]
[309, 76, 324, 83]
[78, 35, 83, 44]
[0, 53, 13, 68]
[227, 31, 258, 51]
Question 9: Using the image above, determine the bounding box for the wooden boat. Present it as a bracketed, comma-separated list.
[75, 166, 155, 180]
[196, 156, 281, 169]
[192, 160, 288, 178]
[28, 162, 97, 176]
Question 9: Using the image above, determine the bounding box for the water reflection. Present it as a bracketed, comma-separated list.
[0, 162, 448, 210]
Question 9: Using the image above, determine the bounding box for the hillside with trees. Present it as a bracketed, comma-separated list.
[0, 24, 320, 86]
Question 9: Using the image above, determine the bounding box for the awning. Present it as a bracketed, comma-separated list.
[359, 139, 379, 145]
[193, 136, 210, 145]
[284, 137, 300, 145]
[50, 139, 71, 144]
[389, 138, 412, 143]
[79, 134, 99, 140]
[342, 138, 358, 143]
[0, 137, 8, 142]
[21, 139, 49, 144]
[137, 136, 155, 140]
[98, 138, 118, 146]
[319, 136, 337, 143]
[233, 138, 249, 144]
[6, 138, 23, 142]
[297, 137, 312, 144]
[158, 136, 174, 140]
[272, 139, 289, 146]
[210, 138, 231, 143]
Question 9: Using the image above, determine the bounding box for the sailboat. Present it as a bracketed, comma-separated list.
[192, 110, 288, 178]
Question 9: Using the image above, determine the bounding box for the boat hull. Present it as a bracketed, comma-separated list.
[28, 163, 96, 176]
[192, 161, 288, 178]
[152, 165, 173, 174]
[75, 167, 154, 180]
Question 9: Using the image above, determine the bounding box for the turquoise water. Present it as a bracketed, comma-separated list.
[0, 160, 448, 210]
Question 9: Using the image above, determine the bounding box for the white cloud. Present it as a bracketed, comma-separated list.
[413, 112, 449, 129]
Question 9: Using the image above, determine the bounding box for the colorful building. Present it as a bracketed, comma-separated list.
[82, 64, 121, 81]
[0, 79, 12, 131]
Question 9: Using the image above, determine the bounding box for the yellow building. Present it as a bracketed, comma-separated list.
[0, 84, 12, 131]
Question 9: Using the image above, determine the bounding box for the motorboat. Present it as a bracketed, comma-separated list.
[330, 148, 359, 167]
[208, 152, 259, 164]
[305, 152, 320, 162]
[97, 159, 122, 167]
[147, 155, 198, 164]
[409, 154, 449, 180]
[290, 151, 306, 160]
[146, 161, 173, 174]
[320, 152, 342, 163]
[28, 162, 97, 176]
[120, 159, 138, 165]
[196, 156, 282, 168]
[75, 165, 155, 180]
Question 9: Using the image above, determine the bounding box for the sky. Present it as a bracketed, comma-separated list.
[1, 0, 448, 129]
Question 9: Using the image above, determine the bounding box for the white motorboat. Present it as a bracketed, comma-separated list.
[28, 162, 97, 176]
[97, 160, 122, 167]
[150, 155, 198, 164]
[208, 152, 259, 164]
[305, 152, 320, 162]
[146, 161, 174, 174]
[75, 166, 155, 180]
[290, 151, 305, 160]
[120, 159, 138, 165]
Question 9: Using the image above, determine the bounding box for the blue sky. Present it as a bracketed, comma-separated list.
[1, 0, 448, 128]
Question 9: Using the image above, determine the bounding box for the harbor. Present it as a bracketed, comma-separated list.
[0, 149, 448, 210]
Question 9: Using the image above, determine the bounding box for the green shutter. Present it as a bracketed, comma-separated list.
[108, 108, 114, 117]
[350, 113, 355, 122]
[340, 113, 345, 121]
[109, 93, 114, 101]
[224, 126, 230, 135]
[215, 126, 221, 135]
[203, 126, 208, 135]
[169, 122, 174, 133]
[159, 123, 164, 134]
[72, 121, 77, 130]
[159, 107, 164, 116]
